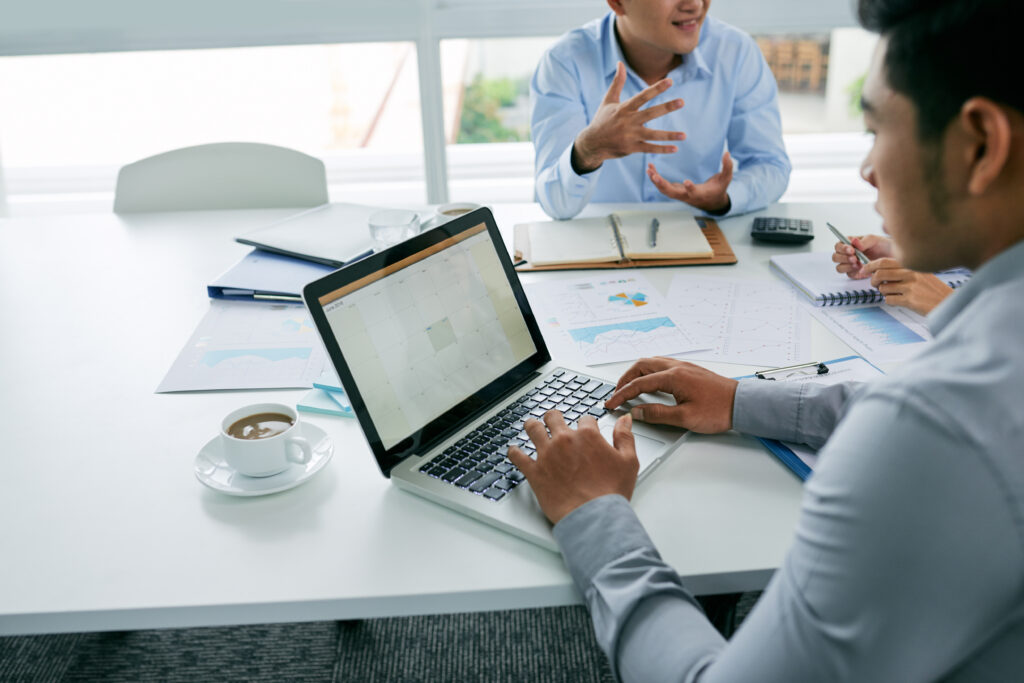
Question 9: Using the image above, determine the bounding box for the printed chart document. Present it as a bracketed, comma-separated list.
[809, 303, 931, 365]
[667, 275, 811, 367]
[157, 300, 326, 392]
[524, 274, 705, 366]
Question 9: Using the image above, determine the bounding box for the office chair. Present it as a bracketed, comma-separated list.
[113, 142, 328, 213]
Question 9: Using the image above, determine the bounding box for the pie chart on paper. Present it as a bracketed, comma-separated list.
[608, 292, 648, 307]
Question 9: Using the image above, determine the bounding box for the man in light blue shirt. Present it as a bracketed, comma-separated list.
[510, 0, 1024, 679]
[530, 0, 791, 219]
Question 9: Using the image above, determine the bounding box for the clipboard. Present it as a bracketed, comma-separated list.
[736, 355, 885, 481]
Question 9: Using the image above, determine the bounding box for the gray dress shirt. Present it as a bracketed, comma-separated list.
[553, 238, 1024, 682]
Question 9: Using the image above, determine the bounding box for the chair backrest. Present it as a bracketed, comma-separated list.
[113, 142, 328, 213]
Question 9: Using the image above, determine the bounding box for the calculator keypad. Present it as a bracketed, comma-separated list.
[751, 217, 814, 243]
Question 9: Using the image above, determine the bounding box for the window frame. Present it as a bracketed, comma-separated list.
[0, 0, 860, 207]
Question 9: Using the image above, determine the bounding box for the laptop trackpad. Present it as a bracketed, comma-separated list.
[598, 419, 665, 471]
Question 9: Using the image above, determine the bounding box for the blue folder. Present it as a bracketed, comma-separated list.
[207, 249, 338, 302]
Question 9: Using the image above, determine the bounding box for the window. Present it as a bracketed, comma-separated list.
[0, 42, 429, 205]
[0, 2, 875, 210]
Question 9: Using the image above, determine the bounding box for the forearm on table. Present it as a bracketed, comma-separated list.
[732, 380, 863, 449]
[554, 495, 725, 682]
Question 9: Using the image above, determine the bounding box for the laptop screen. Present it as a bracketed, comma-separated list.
[305, 211, 548, 471]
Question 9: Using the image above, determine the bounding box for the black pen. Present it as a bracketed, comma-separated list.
[648, 218, 659, 248]
[826, 222, 869, 264]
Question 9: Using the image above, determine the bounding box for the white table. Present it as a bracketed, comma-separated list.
[0, 201, 880, 636]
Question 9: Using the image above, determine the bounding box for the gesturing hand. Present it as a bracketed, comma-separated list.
[572, 61, 686, 174]
[507, 412, 638, 525]
[604, 357, 737, 434]
[647, 151, 733, 214]
[832, 234, 893, 279]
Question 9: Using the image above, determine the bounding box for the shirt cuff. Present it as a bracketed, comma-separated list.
[552, 494, 657, 590]
[722, 178, 751, 217]
[558, 143, 600, 195]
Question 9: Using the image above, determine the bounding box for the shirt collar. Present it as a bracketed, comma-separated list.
[928, 236, 1024, 335]
[601, 11, 712, 83]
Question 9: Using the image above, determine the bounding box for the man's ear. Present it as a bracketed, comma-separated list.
[959, 97, 1012, 196]
[606, 0, 627, 17]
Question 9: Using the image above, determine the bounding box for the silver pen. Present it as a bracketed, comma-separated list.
[648, 218, 659, 248]
[826, 222, 869, 264]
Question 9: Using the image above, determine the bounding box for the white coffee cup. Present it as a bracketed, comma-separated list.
[220, 403, 311, 477]
[435, 202, 481, 225]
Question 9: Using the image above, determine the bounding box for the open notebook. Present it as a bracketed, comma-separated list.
[520, 211, 714, 267]
[770, 251, 971, 306]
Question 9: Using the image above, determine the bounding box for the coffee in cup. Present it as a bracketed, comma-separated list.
[227, 412, 294, 440]
[220, 403, 311, 477]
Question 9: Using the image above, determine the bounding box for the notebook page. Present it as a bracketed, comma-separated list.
[525, 217, 621, 266]
[614, 211, 713, 260]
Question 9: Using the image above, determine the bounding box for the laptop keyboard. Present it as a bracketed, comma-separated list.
[419, 369, 616, 502]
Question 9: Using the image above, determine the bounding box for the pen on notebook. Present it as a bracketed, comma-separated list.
[826, 222, 870, 265]
[648, 218, 659, 248]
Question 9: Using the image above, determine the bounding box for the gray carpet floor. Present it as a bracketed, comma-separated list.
[1, 594, 760, 682]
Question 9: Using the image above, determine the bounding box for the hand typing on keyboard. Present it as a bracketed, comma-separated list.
[604, 357, 737, 433]
[507, 410, 638, 525]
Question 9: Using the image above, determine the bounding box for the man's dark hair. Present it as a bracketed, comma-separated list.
[858, 0, 1024, 141]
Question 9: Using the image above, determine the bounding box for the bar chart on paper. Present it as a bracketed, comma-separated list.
[811, 304, 931, 365]
[156, 300, 327, 392]
[525, 275, 704, 365]
[667, 276, 811, 366]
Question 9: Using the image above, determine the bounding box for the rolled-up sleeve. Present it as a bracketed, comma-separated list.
[530, 52, 601, 219]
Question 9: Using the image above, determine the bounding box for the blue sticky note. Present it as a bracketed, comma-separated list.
[297, 388, 352, 417]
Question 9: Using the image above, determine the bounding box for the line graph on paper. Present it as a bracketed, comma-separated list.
[667, 276, 811, 366]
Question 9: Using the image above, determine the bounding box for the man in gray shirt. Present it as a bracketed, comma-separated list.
[507, 0, 1024, 680]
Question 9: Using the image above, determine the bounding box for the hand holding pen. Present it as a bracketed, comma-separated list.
[829, 229, 894, 280]
[830, 231, 953, 315]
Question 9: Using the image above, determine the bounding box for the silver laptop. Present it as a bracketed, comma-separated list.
[303, 207, 688, 551]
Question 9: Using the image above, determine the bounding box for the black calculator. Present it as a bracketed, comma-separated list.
[751, 217, 814, 244]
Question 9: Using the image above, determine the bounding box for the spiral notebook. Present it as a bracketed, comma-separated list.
[769, 252, 971, 306]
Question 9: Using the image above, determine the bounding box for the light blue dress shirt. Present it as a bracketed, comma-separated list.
[530, 12, 791, 220]
[553, 237, 1024, 681]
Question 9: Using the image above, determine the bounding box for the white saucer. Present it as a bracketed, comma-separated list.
[194, 423, 333, 497]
